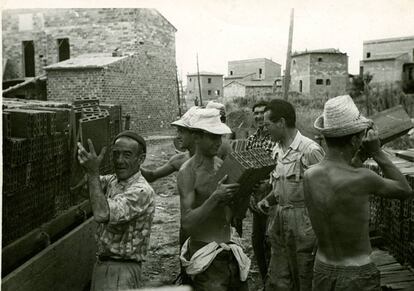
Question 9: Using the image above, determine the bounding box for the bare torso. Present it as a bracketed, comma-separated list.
[304, 160, 372, 266]
[180, 156, 231, 243]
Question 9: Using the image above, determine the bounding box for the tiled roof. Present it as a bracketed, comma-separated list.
[292, 48, 345, 57]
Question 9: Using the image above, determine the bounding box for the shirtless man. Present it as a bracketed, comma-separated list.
[178, 108, 250, 291]
[305, 95, 413, 291]
[141, 106, 199, 182]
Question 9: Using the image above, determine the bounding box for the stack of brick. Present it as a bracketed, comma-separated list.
[2, 105, 70, 246]
[214, 148, 277, 221]
[365, 155, 414, 267]
[2, 98, 122, 246]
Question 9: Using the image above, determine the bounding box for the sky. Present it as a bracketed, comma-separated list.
[2, 0, 414, 81]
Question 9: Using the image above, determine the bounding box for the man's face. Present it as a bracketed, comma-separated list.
[112, 137, 143, 181]
[263, 111, 284, 142]
[197, 132, 222, 157]
[253, 106, 266, 128]
[176, 127, 193, 150]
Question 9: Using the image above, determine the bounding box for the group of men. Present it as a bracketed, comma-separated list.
[77, 95, 413, 291]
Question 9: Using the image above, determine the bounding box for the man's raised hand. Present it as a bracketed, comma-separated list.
[77, 139, 106, 175]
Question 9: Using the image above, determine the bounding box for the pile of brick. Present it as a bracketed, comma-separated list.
[214, 148, 277, 221]
[2, 98, 122, 246]
[366, 155, 414, 267]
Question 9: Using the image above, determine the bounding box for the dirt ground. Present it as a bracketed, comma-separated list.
[141, 139, 263, 290]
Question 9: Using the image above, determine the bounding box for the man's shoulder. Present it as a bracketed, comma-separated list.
[179, 155, 196, 173]
[132, 173, 155, 195]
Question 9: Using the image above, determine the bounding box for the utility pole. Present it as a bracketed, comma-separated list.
[196, 53, 203, 106]
[175, 68, 182, 117]
[283, 8, 294, 100]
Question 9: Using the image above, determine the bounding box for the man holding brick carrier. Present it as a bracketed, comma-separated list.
[178, 108, 250, 291]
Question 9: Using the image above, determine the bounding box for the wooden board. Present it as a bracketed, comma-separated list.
[370, 105, 413, 145]
[396, 149, 414, 162]
[371, 249, 414, 290]
[2, 218, 97, 291]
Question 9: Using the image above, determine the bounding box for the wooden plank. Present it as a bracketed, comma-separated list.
[2, 218, 97, 291]
[370, 105, 413, 144]
[396, 149, 414, 162]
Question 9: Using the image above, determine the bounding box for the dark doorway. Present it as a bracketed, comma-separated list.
[23, 41, 35, 77]
[58, 38, 70, 61]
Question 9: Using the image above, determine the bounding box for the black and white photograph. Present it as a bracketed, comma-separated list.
[2, 0, 414, 290]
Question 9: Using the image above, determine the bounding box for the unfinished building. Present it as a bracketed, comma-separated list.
[2, 8, 179, 134]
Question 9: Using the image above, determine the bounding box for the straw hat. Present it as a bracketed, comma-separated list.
[314, 95, 372, 137]
[171, 106, 200, 128]
[189, 108, 232, 135]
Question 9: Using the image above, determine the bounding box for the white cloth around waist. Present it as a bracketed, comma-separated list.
[180, 234, 251, 281]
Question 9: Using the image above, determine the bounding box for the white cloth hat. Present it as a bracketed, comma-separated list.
[314, 95, 372, 137]
[206, 101, 225, 115]
[189, 108, 232, 135]
[171, 106, 200, 128]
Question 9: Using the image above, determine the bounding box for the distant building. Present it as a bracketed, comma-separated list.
[223, 58, 281, 99]
[186, 71, 223, 105]
[360, 35, 414, 91]
[290, 48, 348, 98]
[224, 58, 281, 85]
[223, 79, 277, 99]
[2, 8, 179, 134]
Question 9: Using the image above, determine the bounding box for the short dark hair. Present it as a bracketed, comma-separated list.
[324, 130, 364, 148]
[265, 99, 296, 128]
[252, 101, 268, 112]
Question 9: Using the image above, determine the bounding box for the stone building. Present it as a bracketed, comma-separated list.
[186, 71, 223, 105]
[290, 48, 348, 98]
[359, 35, 414, 91]
[2, 8, 179, 134]
[223, 58, 281, 99]
[224, 58, 281, 86]
[223, 80, 277, 100]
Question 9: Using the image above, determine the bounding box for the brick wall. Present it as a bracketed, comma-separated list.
[47, 69, 105, 102]
[47, 49, 178, 134]
[102, 48, 178, 133]
[2, 8, 176, 80]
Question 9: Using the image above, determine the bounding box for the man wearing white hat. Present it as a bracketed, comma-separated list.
[257, 99, 325, 291]
[305, 95, 412, 291]
[178, 108, 250, 290]
[141, 106, 199, 183]
[206, 100, 234, 160]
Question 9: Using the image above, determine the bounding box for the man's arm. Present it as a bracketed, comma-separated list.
[77, 140, 110, 223]
[363, 129, 412, 199]
[178, 167, 238, 233]
[141, 153, 187, 182]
